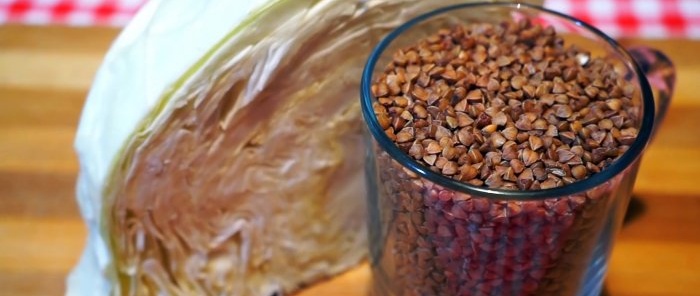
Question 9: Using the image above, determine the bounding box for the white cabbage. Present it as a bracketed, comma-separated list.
[67, 0, 536, 295]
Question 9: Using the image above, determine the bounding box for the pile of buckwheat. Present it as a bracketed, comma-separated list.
[371, 19, 640, 190]
[369, 18, 641, 296]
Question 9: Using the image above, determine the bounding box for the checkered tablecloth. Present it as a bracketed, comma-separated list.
[0, 0, 142, 27]
[547, 0, 700, 38]
[1, 0, 699, 38]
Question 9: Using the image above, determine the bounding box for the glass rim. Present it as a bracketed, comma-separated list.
[360, 1, 655, 200]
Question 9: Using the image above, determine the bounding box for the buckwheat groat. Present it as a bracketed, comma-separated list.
[370, 18, 640, 296]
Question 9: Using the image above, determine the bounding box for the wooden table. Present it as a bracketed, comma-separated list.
[0, 25, 698, 296]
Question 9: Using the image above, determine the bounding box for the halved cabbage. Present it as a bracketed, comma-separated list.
[67, 0, 535, 295]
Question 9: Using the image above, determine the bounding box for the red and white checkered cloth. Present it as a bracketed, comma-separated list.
[0, 0, 143, 26]
[1, 0, 699, 38]
[547, 0, 700, 38]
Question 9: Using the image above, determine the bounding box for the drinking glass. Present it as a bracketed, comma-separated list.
[361, 2, 675, 295]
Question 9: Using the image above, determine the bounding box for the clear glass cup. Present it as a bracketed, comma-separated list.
[360, 2, 675, 296]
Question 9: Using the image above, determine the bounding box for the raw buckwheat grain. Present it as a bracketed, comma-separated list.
[370, 18, 641, 296]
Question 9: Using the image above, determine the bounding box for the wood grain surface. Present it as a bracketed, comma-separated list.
[0, 25, 698, 296]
